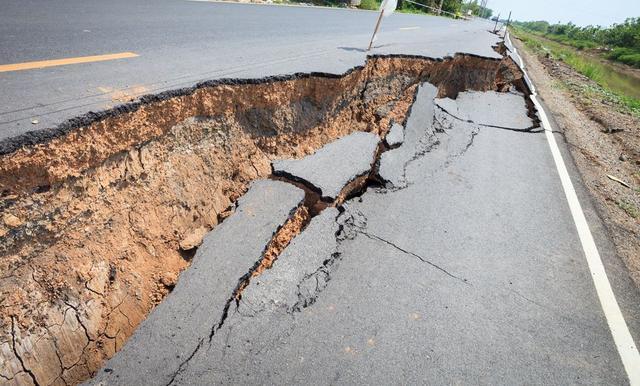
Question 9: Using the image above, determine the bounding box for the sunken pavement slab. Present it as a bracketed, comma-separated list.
[166, 208, 344, 383]
[240, 207, 341, 315]
[89, 179, 305, 386]
[379, 85, 535, 188]
[378, 82, 438, 187]
[272, 131, 380, 201]
[435, 91, 534, 130]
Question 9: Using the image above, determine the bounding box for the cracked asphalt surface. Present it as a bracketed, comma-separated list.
[2, 1, 640, 384]
[273, 131, 380, 200]
[91, 83, 640, 384]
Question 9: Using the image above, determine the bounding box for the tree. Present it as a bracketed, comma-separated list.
[460, 0, 492, 18]
[400, 0, 463, 16]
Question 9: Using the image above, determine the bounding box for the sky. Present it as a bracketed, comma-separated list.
[486, 0, 639, 27]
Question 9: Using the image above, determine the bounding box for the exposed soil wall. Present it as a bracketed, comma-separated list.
[0, 54, 521, 386]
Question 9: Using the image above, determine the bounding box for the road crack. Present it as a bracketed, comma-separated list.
[167, 203, 309, 385]
[11, 317, 40, 386]
[359, 231, 470, 285]
[435, 104, 543, 133]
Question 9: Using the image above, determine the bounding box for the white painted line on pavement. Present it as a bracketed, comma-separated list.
[506, 33, 640, 385]
[399, 26, 420, 30]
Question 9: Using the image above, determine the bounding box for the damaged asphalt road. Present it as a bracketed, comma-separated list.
[91, 84, 640, 385]
[2, 2, 640, 384]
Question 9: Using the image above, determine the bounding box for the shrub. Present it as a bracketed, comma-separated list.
[358, 0, 379, 10]
[618, 53, 640, 68]
[607, 47, 640, 68]
[607, 47, 635, 60]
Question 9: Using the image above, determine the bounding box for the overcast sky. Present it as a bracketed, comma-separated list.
[487, 0, 639, 27]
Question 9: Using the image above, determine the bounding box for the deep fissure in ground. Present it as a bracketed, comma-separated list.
[0, 52, 526, 386]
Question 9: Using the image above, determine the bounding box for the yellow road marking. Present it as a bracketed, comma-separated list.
[0, 52, 139, 73]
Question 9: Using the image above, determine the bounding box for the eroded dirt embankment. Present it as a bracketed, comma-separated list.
[0, 53, 522, 386]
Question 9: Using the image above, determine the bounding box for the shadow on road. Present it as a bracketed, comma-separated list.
[338, 46, 367, 52]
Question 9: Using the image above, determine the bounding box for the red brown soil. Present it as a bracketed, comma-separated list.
[253, 205, 311, 278]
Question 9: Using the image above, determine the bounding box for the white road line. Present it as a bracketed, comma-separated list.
[506, 33, 640, 385]
[399, 26, 421, 30]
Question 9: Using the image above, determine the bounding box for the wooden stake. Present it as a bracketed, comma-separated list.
[367, 8, 385, 51]
[503, 11, 511, 39]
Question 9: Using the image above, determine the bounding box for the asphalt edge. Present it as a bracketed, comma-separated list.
[506, 31, 640, 385]
[0, 52, 501, 157]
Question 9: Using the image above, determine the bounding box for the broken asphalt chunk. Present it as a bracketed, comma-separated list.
[240, 207, 341, 314]
[385, 122, 405, 148]
[378, 82, 438, 187]
[272, 131, 380, 201]
[434, 97, 470, 121]
[89, 179, 305, 386]
[438, 91, 533, 130]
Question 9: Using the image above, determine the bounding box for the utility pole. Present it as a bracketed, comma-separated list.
[493, 12, 500, 32]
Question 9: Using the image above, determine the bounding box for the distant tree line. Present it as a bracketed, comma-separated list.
[460, 0, 492, 18]
[513, 18, 640, 67]
[393, 0, 492, 18]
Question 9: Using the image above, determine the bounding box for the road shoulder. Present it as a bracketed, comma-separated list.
[511, 36, 640, 289]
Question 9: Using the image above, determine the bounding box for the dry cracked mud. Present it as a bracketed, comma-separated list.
[0, 51, 527, 386]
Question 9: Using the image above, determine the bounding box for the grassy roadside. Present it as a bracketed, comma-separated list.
[512, 22, 640, 69]
[510, 33, 640, 288]
[357, 0, 379, 10]
[510, 26, 640, 117]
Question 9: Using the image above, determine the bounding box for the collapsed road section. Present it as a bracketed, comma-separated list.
[91, 81, 539, 385]
[0, 52, 528, 385]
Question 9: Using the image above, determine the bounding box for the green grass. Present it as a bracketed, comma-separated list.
[544, 34, 598, 51]
[396, 5, 429, 15]
[395, 3, 461, 18]
[578, 84, 640, 117]
[516, 29, 596, 51]
[607, 47, 640, 68]
[516, 27, 640, 68]
[288, 0, 349, 7]
[358, 0, 379, 10]
[617, 199, 639, 219]
[512, 30, 547, 54]
[278, 0, 460, 18]
[511, 27, 640, 116]
[515, 30, 604, 82]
